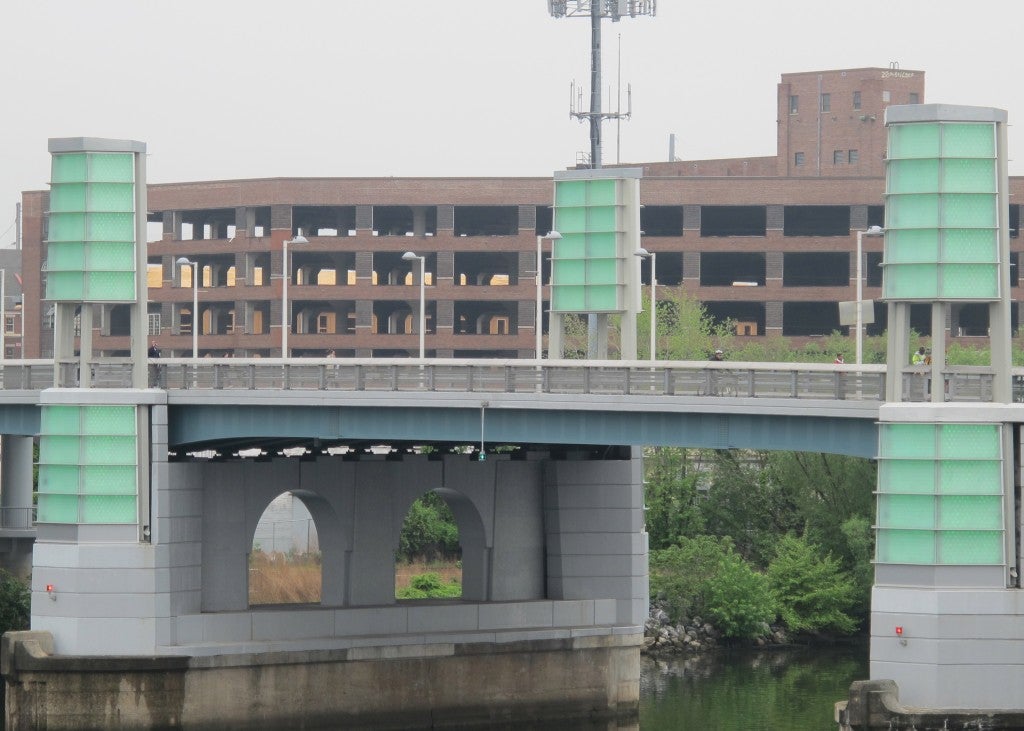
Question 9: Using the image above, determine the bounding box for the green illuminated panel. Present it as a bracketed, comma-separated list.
[47, 151, 137, 303]
[884, 120, 999, 302]
[551, 176, 632, 313]
[36, 404, 138, 525]
[876, 422, 1004, 566]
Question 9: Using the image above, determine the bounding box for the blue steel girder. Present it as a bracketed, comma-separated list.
[167, 398, 879, 458]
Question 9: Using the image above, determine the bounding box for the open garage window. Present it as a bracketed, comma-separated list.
[638, 251, 683, 287]
[867, 205, 885, 230]
[783, 252, 849, 287]
[782, 301, 842, 336]
[705, 302, 766, 336]
[641, 206, 684, 236]
[293, 206, 357, 236]
[700, 252, 766, 287]
[866, 252, 883, 287]
[373, 206, 437, 237]
[1010, 204, 1020, 239]
[454, 206, 518, 236]
[783, 206, 850, 236]
[700, 206, 766, 237]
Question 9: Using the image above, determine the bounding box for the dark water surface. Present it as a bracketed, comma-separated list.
[638, 643, 868, 731]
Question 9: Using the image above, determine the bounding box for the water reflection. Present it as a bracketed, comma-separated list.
[640, 644, 868, 731]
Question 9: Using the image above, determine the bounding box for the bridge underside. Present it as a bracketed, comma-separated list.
[167, 398, 879, 459]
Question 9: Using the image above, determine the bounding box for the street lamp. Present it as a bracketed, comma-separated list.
[536, 231, 562, 360]
[855, 225, 885, 365]
[635, 248, 656, 361]
[402, 251, 426, 358]
[281, 235, 309, 357]
[175, 257, 198, 357]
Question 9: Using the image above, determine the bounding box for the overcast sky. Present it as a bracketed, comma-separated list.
[2, 0, 1022, 246]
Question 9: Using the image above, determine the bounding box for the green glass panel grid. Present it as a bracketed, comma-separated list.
[879, 423, 936, 459]
[585, 206, 618, 231]
[584, 284, 621, 311]
[938, 495, 1002, 530]
[884, 263, 937, 299]
[888, 124, 941, 159]
[551, 286, 586, 311]
[877, 494, 935, 529]
[556, 207, 587, 233]
[940, 461, 1002, 494]
[940, 423, 1000, 458]
[876, 529, 935, 564]
[938, 531, 1002, 564]
[37, 464, 80, 494]
[87, 211, 135, 241]
[942, 123, 995, 158]
[884, 229, 939, 263]
[81, 495, 136, 524]
[887, 194, 939, 228]
[86, 241, 136, 270]
[45, 271, 85, 300]
[41, 405, 83, 434]
[47, 212, 88, 242]
[37, 494, 80, 524]
[87, 153, 134, 182]
[554, 235, 586, 259]
[49, 183, 88, 212]
[81, 465, 137, 494]
[941, 158, 996, 193]
[586, 232, 618, 257]
[942, 229, 998, 263]
[586, 258, 619, 285]
[940, 194, 996, 228]
[888, 159, 940, 194]
[940, 264, 998, 299]
[85, 271, 136, 301]
[584, 178, 618, 205]
[82, 435, 137, 465]
[45, 241, 87, 271]
[39, 435, 82, 465]
[82, 405, 137, 434]
[86, 183, 135, 212]
[552, 259, 586, 284]
[51, 153, 88, 183]
[555, 180, 588, 207]
[878, 460, 935, 494]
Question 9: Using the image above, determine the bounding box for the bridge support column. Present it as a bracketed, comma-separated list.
[0, 435, 35, 575]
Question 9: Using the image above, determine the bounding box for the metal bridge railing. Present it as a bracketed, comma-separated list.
[0, 506, 36, 530]
[5, 357, 1024, 404]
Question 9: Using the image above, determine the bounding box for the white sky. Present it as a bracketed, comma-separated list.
[2, 0, 1022, 246]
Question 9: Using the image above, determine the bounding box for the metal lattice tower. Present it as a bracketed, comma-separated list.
[548, 1, 656, 169]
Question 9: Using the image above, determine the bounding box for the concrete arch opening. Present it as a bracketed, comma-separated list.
[249, 491, 322, 606]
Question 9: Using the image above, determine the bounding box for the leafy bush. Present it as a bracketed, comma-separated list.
[643, 447, 704, 549]
[766, 534, 858, 635]
[648, 536, 730, 623]
[396, 572, 462, 599]
[398, 492, 459, 562]
[701, 548, 775, 640]
[0, 570, 30, 635]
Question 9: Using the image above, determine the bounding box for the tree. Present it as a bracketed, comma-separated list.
[397, 492, 459, 562]
[767, 534, 858, 635]
[648, 535, 728, 622]
[701, 546, 775, 640]
[0, 570, 30, 636]
[643, 447, 704, 549]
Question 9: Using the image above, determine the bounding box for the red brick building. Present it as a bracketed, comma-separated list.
[18, 68, 1024, 358]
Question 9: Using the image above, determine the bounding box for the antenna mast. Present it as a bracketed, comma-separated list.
[550, 1, 655, 169]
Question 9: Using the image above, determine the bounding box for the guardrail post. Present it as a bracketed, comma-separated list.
[790, 371, 798, 398]
[356, 365, 364, 391]
[318, 365, 327, 390]
[505, 366, 514, 392]
[663, 368, 673, 395]
[427, 365, 435, 391]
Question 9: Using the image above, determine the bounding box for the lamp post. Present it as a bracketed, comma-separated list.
[281, 235, 309, 357]
[175, 257, 198, 357]
[855, 225, 885, 365]
[535, 231, 562, 360]
[402, 251, 426, 358]
[0, 268, 5, 361]
[635, 248, 656, 361]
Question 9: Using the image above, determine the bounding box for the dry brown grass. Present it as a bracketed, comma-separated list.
[248, 552, 321, 605]
[395, 559, 462, 592]
[248, 554, 463, 605]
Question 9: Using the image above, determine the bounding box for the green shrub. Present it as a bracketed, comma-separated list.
[649, 536, 729, 622]
[396, 572, 462, 599]
[701, 549, 775, 640]
[767, 534, 858, 635]
[0, 570, 30, 635]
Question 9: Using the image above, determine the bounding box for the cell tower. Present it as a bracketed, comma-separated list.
[548, 1, 656, 168]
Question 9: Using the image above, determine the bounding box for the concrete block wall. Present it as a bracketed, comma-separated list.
[543, 448, 648, 627]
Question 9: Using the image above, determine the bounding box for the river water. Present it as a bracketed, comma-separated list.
[638, 643, 868, 731]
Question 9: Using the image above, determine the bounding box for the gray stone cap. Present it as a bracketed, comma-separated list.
[554, 167, 644, 181]
[48, 137, 147, 154]
[885, 103, 1007, 125]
